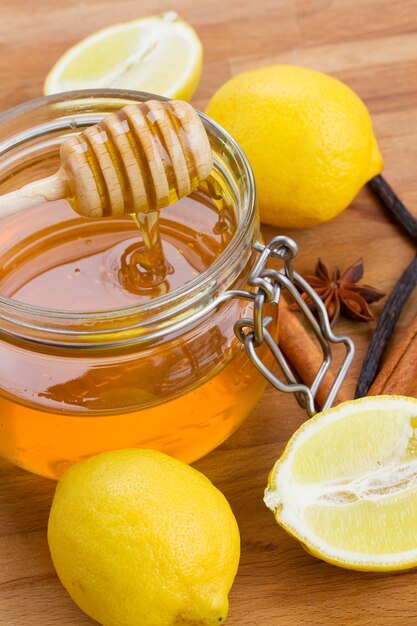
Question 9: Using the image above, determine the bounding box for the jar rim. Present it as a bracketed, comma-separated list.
[0, 89, 257, 343]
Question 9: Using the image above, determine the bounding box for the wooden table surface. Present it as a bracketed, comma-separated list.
[1, 1, 417, 624]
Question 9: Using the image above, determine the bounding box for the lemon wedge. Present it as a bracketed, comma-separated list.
[265, 396, 417, 571]
[44, 12, 202, 101]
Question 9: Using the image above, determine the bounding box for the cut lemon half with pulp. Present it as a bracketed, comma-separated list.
[264, 395, 417, 571]
[44, 12, 202, 101]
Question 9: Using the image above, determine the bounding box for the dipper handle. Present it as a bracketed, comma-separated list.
[0, 100, 213, 219]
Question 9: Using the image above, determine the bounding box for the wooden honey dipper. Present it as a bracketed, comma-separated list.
[0, 100, 213, 219]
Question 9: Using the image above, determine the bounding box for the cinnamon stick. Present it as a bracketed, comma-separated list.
[369, 313, 417, 396]
[278, 299, 347, 409]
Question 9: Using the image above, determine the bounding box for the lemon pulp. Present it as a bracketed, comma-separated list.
[265, 396, 417, 570]
[44, 12, 202, 101]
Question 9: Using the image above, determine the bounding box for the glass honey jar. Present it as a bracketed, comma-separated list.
[0, 90, 283, 479]
[0, 91, 354, 480]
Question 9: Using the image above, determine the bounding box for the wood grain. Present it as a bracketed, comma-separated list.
[1, 0, 417, 624]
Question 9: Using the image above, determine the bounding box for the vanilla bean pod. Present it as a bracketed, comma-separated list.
[355, 254, 417, 397]
[355, 175, 417, 397]
[369, 175, 417, 243]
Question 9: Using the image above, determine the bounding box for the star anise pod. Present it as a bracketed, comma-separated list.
[298, 258, 385, 326]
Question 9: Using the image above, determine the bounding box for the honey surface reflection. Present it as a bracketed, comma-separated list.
[0, 186, 270, 478]
[0, 188, 235, 308]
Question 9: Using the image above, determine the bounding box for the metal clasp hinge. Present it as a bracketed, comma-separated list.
[234, 236, 355, 417]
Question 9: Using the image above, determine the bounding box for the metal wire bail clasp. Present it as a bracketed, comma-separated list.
[234, 236, 355, 417]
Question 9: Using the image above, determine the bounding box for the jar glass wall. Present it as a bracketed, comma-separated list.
[0, 90, 277, 479]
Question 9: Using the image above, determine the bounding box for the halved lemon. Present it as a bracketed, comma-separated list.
[44, 11, 202, 101]
[264, 395, 417, 571]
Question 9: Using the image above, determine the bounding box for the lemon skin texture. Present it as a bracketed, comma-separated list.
[48, 449, 240, 626]
[206, 65, 383, 228]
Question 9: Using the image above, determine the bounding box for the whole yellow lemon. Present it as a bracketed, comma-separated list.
[48, 449, 240, 626]
[206, 65, 383, 228]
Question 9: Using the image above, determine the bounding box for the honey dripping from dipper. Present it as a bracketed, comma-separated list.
[0, 99, 217, 299]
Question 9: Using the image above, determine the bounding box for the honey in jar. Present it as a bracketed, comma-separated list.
[0, 91, 277, 479]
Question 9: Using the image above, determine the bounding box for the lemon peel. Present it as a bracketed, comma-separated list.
[48, 449, 240, 626]
[206, 65, 383, 228]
